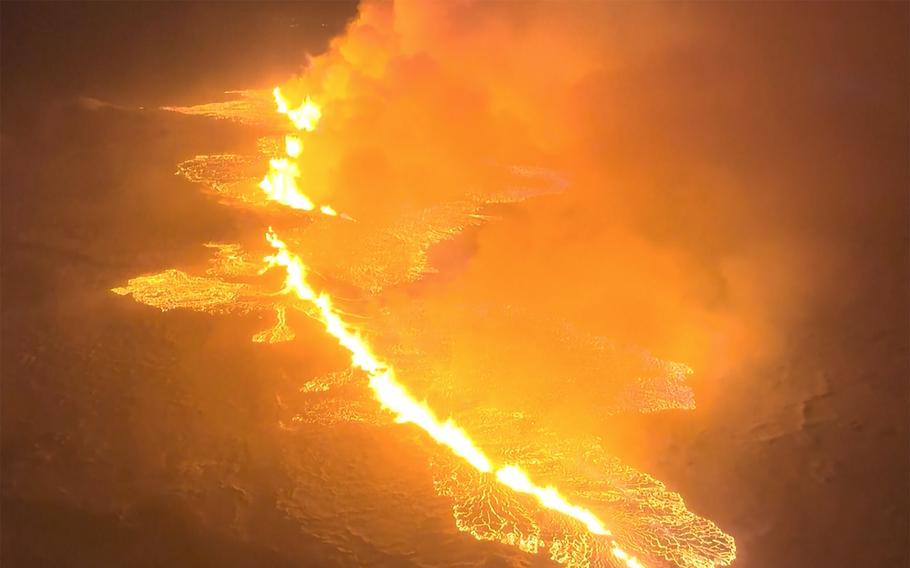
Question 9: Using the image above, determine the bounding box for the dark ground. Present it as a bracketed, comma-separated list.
[2, 3, 908, 568]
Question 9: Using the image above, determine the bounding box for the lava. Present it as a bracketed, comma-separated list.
[273, 86, 321, 132]
[112, 5, 738, 563]
[263, 228, 644, 567]
[113, 79, 737, 565]
[258, 92, 340, 216]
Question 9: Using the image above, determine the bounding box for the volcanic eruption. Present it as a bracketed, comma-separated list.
[111, 2, 740, 566]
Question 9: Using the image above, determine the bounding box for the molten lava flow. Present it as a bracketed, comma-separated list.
[259, 157, 316, 211]
[258, 90, 344, 218]
[273, 87, 321, 132]
[284, 135, 303, 158]
[263, 229, 644, 567]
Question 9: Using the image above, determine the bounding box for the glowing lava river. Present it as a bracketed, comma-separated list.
[111, 2, 737, 566]
[263, 228, 641, 566]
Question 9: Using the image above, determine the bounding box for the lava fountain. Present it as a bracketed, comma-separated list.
[113, 2, 737, 566]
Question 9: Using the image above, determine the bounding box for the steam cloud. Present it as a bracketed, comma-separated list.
[276, 0, 906, 391]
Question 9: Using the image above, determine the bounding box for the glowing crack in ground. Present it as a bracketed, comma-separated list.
[261, 228, 646, 566]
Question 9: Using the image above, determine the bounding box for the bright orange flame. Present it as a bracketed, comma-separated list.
[259, 88, 346, 219]
[259, 157, 315, 211]
[273, 87, 322, 132]
[284, 135, 303, 158]
[496, 466, 607, 534]
[264, 229, 491, 471]
[263, 229, 644, 567]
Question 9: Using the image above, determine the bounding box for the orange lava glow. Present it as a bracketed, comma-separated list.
[115, 3, 739, 565]
[263, 228, 643, 567]
[273, 86, 321, 132]
[258, 92, 341, 217]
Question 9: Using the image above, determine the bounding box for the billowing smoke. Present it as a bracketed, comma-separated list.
[274, 0, 905, 395]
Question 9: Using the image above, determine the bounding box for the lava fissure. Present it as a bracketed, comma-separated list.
[263, 228, 643, 567]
